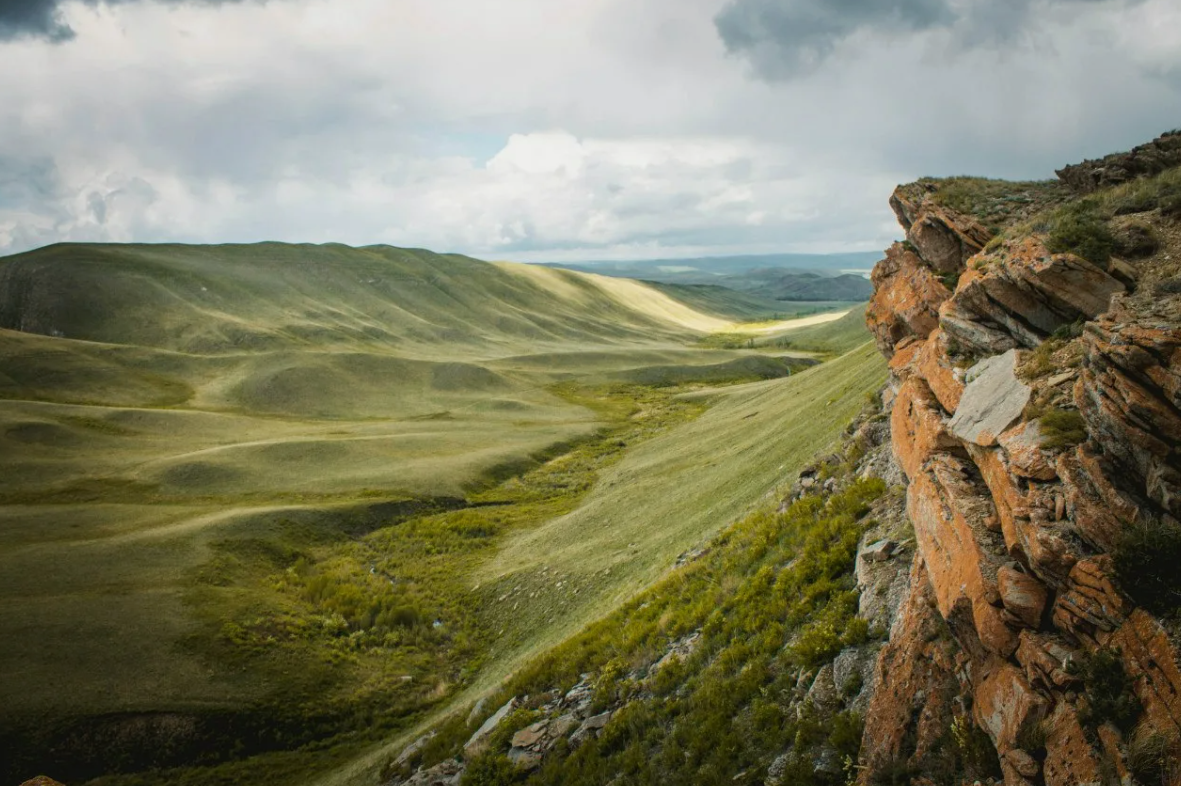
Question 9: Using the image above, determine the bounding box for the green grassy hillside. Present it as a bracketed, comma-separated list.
[0, 243, 727, 354]
[0, 242, 871, 786]
[307, 342, 887, 786]
[758, 305, 872, 355]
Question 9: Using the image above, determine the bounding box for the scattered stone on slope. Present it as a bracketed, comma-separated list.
[394, 731, 436, 767]
[655, 631, 701, 669]
[389, 758, 465, 786]
[463, 696, 518, 758]
[947, 349, 1031, 447]
[858, 539, 896, 563]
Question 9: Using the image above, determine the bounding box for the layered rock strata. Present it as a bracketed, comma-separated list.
[860, 159, 1181, 785]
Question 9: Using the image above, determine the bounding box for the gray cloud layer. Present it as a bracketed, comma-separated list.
[0, 0, 1176, 260]
[716, 0, 1146, 76]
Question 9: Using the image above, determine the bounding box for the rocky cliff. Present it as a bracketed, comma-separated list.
[859, 132, 1181, 786]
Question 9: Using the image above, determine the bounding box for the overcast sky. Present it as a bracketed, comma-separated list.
[0, 0, 1177, 261]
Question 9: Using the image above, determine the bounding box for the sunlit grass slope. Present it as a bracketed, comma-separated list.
[310, 342, 887, 786]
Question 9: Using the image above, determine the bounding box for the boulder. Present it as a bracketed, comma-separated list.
[506, 748, 542, 771]
[463, 697, 518, 758]
[1056, 130, 1181, 192]
[859, 540, 896, 563]
[948, 350, 1031, 447]
[858, 558, 961, 783]
[997, 421, 1056, 481]
[907, 454, 1016, 657]
[973, 659, 1047, 754]
[398, 758, 465, 786]
[805, 664, 840, 713]
[395, 731, 436, 767]
[997, 565, 1048, 629]
[1042, 703, 1106, 786]
[1077, 304, 1181, 519]
[510, 720, 549, 750]
[946, 238, 1125, 353]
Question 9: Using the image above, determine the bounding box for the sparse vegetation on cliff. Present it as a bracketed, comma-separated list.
[1113, 518, 1181, 617]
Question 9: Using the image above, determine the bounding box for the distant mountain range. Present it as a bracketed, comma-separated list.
[539, 251, 879, 301]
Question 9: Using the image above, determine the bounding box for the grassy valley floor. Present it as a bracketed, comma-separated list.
[0, 241, 880, 785]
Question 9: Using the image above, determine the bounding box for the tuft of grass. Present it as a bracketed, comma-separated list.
[1038, 408, 1088, 449]
[1113, 518, 1181, 616]
[1101, 166, 1181, 217]
[1015, 715, 1048, 753]
[1127, 725, 1181, 786]
[1075, 648, 1142, 734]
[921, 177, 1066, 227]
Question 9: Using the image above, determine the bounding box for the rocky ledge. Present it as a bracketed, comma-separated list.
[860, 134, 1181, 785]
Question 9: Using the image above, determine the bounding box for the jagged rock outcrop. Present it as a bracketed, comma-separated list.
[860, 145, 1181, 786]
[1056, 130, 1181, 193]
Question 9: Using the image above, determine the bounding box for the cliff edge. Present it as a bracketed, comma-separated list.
[860, 131, 1181, 786]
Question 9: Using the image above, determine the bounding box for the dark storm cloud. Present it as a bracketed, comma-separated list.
[716, 0, 1144, 77]
[0, 0, 74, 41]
[715, 0, 956, 75]
[0, 0, 258, 42]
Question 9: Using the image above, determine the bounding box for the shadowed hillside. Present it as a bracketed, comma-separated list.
[0, 241, 867, 786]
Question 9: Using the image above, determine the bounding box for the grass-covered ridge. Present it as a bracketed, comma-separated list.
[0, 240, 875, 785]
[365, 424, 895, 786]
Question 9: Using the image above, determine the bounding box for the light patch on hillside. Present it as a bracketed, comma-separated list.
[497, 261, 734, 332]
[491, 262, 591, 303]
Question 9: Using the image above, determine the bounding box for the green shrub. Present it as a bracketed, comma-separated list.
[828, 711, 864, 762]
[949, 715, 1003, 780]
[460, 753, 519, 786]
[1038, 408, 1087, 449]
[1113, 518, 1181, 616]
[1021, 338, 1065, 380]
[1162, 191, 1181, 220]
[1077, 648, 1142, 733]
[1046, 202, 1115, 264]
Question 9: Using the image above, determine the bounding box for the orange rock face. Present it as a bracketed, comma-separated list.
[907, 455, 1016, 657]
[858, 558, 962, 783]
[866, 242, 951, 356]
[861, 171, 1181, 786]
[946, 237, 1125, 352]
[890, 376, 960, 480]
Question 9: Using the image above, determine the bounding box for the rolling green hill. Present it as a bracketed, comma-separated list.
[0, 241, 875, 786]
